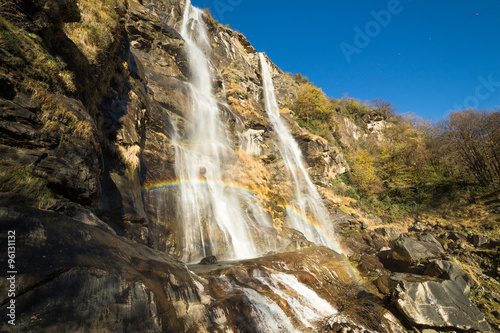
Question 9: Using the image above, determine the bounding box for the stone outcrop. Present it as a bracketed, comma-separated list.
[391, 275, 491, 332]
[0, 194, 211, 332]
[424, 260, 475, 295]
[392, 234, 445, 265]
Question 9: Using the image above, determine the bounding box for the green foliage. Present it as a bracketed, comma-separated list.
[345, 97, 371, 116]
[337, 108, 500, 222]
[63, 0, 124, 64]
[291, 83, 338, 141]
[234, 90, 249, 99]
[0, 15, 66, 90]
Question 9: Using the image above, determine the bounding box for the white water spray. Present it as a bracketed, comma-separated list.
[259, 53, 341, 252]
[253, 269, 337, 328]
[173, 1, 274, 263]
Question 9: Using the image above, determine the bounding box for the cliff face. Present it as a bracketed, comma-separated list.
[1, 1, 495, 332]
[0, 0, 355, 330]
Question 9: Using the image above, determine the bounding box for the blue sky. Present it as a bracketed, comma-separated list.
[191, 0, 500, 122]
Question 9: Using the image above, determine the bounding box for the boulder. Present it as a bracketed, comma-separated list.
[199, 255, 218, 265]
[391, 276, 491, 332]
[469, 234, 488, 247]
[392, 235, 445, 265]
[409, 223, 424, 232]
[375, 227, 402, 241]
[447, 231, 467, 243]
[424, 260, 475, 295]
[355, 254, 390, 277]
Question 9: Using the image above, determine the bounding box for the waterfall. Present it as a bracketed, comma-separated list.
[173, 1, 273, 263]
[259, 53, 340, 252]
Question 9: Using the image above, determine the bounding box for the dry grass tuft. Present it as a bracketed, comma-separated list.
[63, 0, 122, 64]
[23, 78, 94, 140]
[117, 144, 141, 171]
[58, 70, 76, 92]
[0, 164, 58, 207]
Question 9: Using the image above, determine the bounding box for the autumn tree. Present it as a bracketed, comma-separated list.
[349, 149, 381, 194]
[371, 98, 398, 120]
[436, 109, 500, 186]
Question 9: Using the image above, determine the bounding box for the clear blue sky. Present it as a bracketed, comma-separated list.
[191, 0, 500, 122]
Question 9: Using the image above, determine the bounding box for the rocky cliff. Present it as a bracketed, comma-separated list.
[0, 0, 498, 332]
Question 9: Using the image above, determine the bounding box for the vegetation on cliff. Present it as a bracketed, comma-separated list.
[289, 77, 499, 235]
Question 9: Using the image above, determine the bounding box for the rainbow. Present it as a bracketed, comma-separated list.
[141, 179, 342, 253]
[142, 179, 264, 199]
[285, 205, 342, 253]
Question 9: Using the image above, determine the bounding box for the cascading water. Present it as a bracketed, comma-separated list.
[211, 269, 337, 332]
[259, 53, 341, 252]
[173, 1, 274, 263]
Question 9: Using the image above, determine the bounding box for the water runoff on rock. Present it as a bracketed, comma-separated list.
[172, 1, 276, 263]
[213, 269, 337, 332]
[259, 53, 341, 252]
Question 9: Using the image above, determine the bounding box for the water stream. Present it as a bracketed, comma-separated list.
[259, 53, 340, 251]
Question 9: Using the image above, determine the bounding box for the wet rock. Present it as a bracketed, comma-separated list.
[326, 313, 372, 333]
[242, 129, 264, 155]
[391, 277, 491, 332]
[199, 255, 218, 265]
[424, 260, 474, 295]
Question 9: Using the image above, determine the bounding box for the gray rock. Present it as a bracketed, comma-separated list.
[447, 232, 467, 243]
[375, 227, 402, 240]
[392, 235, 444, 265]
[410, 223, 424, 232]
[0, 199, 211, 332]
[424, 260, 474, 295]
[468, 234, 488, 247]
[392, 278, 491, 332]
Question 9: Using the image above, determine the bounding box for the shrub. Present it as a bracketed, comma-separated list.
[291, 83, 338, 141]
